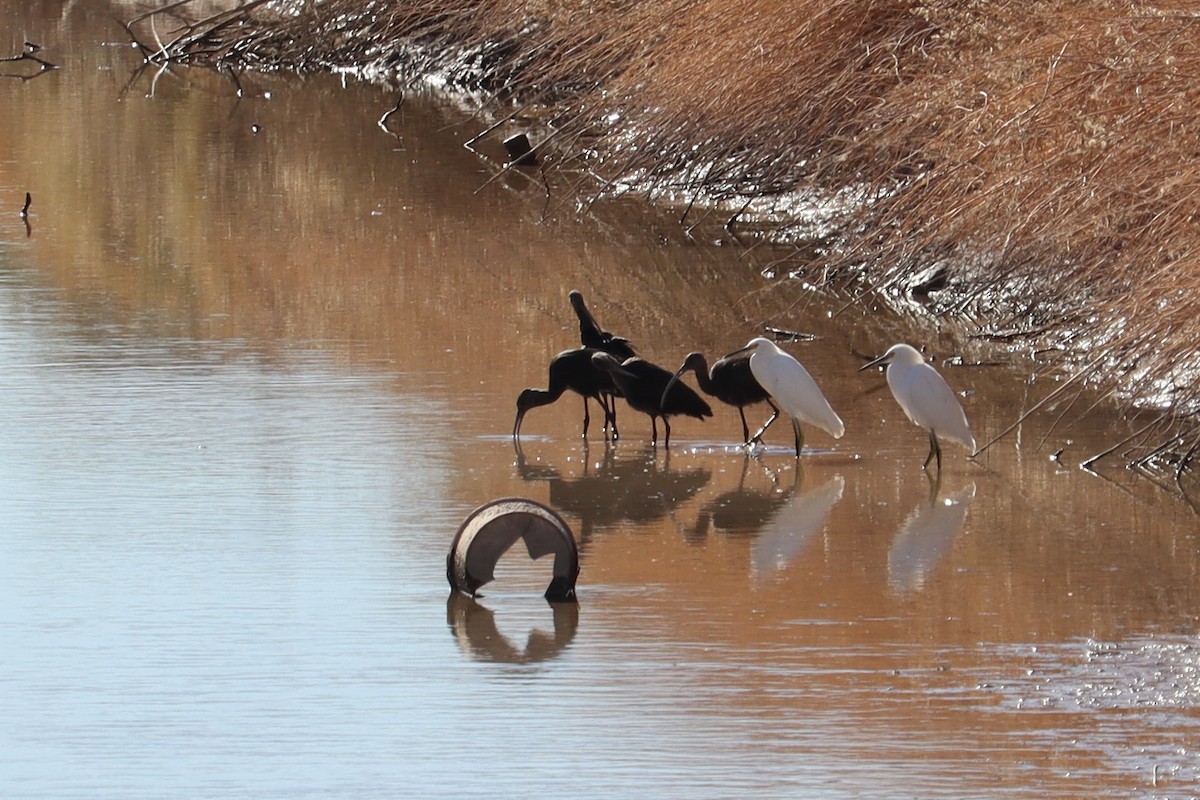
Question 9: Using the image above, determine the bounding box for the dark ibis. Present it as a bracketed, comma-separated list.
[725, 337, 844, 457]
[514, 347, 619, 440]
[591, 352, 712, 446]
[569, 289, 637, 360]
[662, 350, 781, 445]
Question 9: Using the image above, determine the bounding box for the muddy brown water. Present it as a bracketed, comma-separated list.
[1, 5, 1198, 798]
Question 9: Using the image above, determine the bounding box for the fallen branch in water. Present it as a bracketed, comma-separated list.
[377, 93, 405, 137]
[0, 42, 58, 79]
[20, 192, 31, 237]
[974, 356, 1106, 457]
[764, 326, 819, 343]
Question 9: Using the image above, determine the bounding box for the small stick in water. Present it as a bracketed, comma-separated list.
[20, 192, 31, 218]
[764, 325, 819, 342]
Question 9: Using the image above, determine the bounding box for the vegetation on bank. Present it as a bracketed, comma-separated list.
[127, 1, 1200, 475]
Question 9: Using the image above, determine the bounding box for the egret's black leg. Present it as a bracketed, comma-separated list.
[581, 397, 591, 439]
[749, 401, 780, 445]
[923, 429, 942, 472]
[792, 418, 804, 458]
[925, 468, 942, 504]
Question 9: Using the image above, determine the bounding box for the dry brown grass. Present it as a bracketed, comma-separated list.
[126, 0, 1200, 474]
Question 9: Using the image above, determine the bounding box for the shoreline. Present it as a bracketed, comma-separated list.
[124, 0, 1200, 480]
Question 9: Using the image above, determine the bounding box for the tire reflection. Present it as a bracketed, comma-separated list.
[446, 592, 579, 664]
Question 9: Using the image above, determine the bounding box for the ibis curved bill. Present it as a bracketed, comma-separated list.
[514, 347, 619, 440]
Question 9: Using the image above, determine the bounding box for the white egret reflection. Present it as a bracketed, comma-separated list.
[888, 483, 977, 592]
[751, 475, 845, 578]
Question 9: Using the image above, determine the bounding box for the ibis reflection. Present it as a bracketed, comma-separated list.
[687, 457, 844, 575]
[691, 457, 799, 540]
[513, 441, 710, 544]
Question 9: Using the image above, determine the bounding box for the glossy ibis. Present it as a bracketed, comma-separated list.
[662, 350, 780, 445]
[569, 290, 636, 360]
[514, 347, 619, 440]
[591, 352, 712, 446]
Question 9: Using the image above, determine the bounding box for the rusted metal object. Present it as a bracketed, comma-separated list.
[502, 133, 539, 167]
[447, 498, 579, 602]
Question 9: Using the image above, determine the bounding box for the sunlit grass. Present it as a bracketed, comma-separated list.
[126, 0, 1200, 477]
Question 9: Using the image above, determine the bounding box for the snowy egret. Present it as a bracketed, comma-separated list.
[569, 290, 637, 360]
[591, 352, 712, 446]
[726, 337, 844, 456]
[514, 348, 620, 440]
[662, 350, 779, 445]
[859, 343, 975, 471]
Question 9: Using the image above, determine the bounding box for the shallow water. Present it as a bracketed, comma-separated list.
[1, 5, 1198, 798]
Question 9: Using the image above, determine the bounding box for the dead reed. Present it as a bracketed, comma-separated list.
[125, 0, 1200, 479]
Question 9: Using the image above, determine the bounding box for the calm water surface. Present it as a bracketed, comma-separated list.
[1, 5, 1198, 798]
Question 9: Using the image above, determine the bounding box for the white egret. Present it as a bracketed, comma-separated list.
[859, 343, 975, 471]
[726, 337, 844, 457]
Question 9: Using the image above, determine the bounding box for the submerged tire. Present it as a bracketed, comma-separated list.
[446, 497, 579, 602]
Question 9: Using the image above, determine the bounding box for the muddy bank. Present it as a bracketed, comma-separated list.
[123, 0, 1200, 473]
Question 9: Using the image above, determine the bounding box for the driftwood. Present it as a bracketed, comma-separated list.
[0, 42, 58, 80]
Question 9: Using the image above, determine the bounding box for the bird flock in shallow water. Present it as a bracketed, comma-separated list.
[514, 290, 976, 472]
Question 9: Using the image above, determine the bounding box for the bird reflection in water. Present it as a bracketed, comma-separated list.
[689, 456, 801, 541]
[446, 592, 579, 664]
[513, 440, 711, 545]
[888, 482, 977, 593]
[750, 474, 844, 578]
[687, 457, 843, 574]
